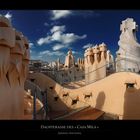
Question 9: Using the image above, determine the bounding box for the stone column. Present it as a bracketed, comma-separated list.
[92, 45, 100, 82]
[8, 31, 26, 119]
[84, 47, 94, 84]
[98, 43, 107, 79]
[0, 16, 15, 119]
[22, 36, 30, 87]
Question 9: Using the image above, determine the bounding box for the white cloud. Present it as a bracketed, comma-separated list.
[52, 51, 65, 56]
[37, 25, 87, 46]
[39, 50, 50, 55]
[50, 25, 66, 33]
[51, 10, 72, 20]
[83, 43, 93, 49]
[72, 50, 78, 54]
[50, 10, 100, 21]
[29, 42, 34, 48]
[52, 44, 66, 51]
[4, 12, 12, 20]
[50, 25, 87, 44]
[37, 36, 52, 46]
[51, 31, 61, 41]
[51, 26, 87, 44]
[60, 33, 87, 44]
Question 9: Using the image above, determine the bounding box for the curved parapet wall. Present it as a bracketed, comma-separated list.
[0, 15, 30, 119]
[28, 71, 140, 119]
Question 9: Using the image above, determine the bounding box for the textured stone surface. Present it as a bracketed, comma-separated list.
[84, 43, 114, 84]
[116, 18, 140, 72]
[0, 15, 30, 119]
[29, 72, 140, 119]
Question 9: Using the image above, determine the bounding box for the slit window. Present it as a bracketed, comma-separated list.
[63, 93, 69, 97]
[16, 35, 21, 40]
[126, 83, 135, 88]
[125, 82, 135, 88]
[84, 92, 92, 99]
[84, 95, 91, 99]
[71, 97, 79, 105]
[30, 79, 35, 82]
[49, 86, 53, 90]
[54, 96, 59, 101]
[71, 99, 78, 105]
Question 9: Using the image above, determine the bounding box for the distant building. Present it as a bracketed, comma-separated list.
[54, 50, 85, 84]
[29, 60, 49, 72]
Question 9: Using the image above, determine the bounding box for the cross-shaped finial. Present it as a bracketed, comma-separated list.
[120, 18, 137, 32]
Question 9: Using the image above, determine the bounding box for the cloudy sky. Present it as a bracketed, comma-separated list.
[0, 10, 140, 63]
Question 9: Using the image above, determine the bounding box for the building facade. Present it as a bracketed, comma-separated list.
[54, 50, 85, 84]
